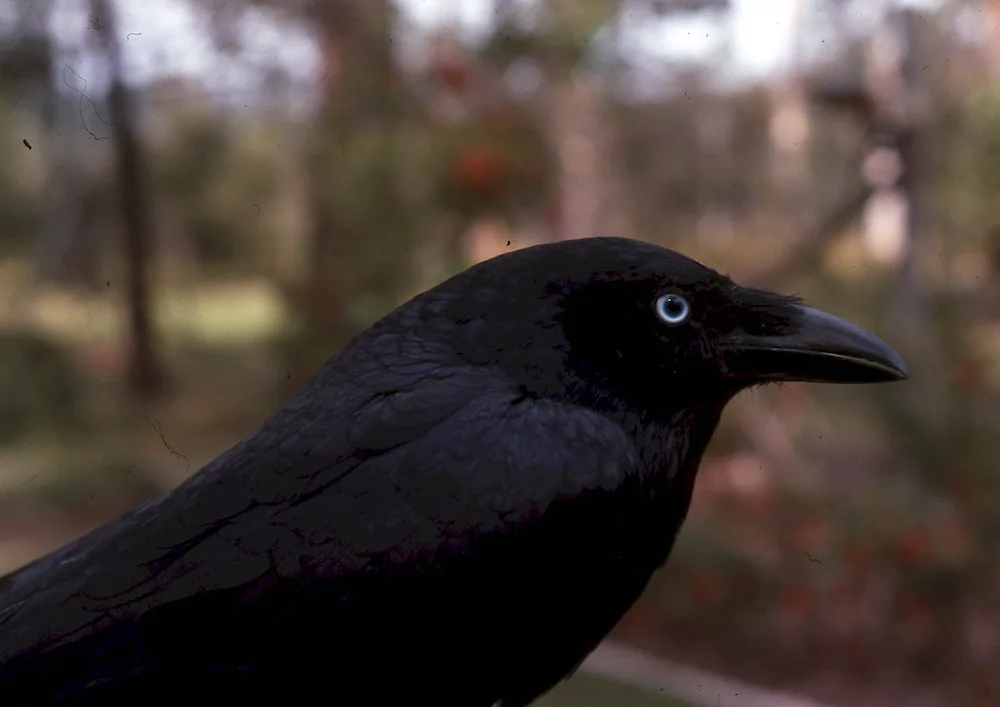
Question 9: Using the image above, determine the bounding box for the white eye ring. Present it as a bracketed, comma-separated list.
[655, 293, 690, 325]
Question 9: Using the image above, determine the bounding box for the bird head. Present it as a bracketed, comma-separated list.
[430, 237, 907, 417]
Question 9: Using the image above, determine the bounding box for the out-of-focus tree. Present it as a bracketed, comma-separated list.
[190, 0, 441, 384]
[89, 0, 165, 400]
[0, 1, 53, 263]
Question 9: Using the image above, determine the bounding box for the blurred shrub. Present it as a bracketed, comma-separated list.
[0, 456, 162, 517]
[0, 103, 44, 258]
[152, 109, 290, 277]
[0, 330, 86, 444]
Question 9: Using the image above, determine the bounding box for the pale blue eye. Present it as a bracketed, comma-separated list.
[655, 294, 690, 325]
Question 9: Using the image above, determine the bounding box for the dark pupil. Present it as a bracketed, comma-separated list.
[666, 297, 683, 315]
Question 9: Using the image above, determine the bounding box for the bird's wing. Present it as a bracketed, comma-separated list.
[0, 361, 638, 696]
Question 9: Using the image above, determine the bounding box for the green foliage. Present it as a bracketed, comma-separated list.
[940, 86, 1000, 251]
[0, 330, 86, 444]
[153, 112, 287, 275]
[307, 121, 435, 307]
[0, 103, 44, 257]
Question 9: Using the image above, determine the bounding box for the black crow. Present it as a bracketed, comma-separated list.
[0, 237, 906, 706]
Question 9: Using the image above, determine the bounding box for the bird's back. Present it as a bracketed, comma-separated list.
[0, 322, 713, 706]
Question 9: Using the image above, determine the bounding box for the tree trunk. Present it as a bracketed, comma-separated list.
[92, 0, 163, 400]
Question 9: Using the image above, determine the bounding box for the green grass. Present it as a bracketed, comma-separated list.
[538, 673, 700, 707]
[10, 278, 290, 348]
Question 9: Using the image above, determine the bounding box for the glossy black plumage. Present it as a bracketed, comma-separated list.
[0, 237, 906, 706]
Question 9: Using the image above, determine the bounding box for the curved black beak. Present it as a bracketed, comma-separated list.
[720, 306, 909, 384]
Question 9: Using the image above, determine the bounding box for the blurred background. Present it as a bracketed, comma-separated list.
[0, 0, 998, 705]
